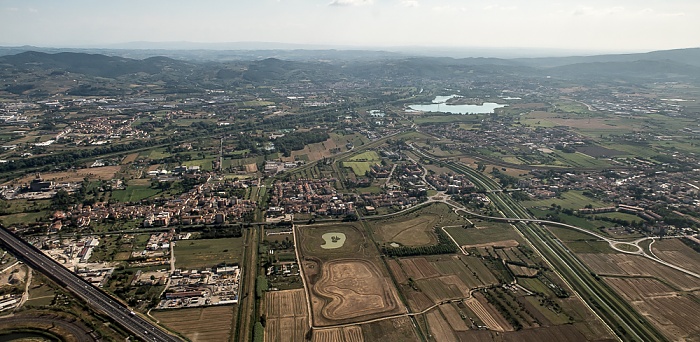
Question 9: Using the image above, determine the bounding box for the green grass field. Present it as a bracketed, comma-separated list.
[522, 190, 610, 210]
[174, 237, 245, 269]
[148, 149, 171, 160]
[348, 150, 381, 161]
[111, 185, 161, 203]
[0, 211, 48, 226]
[550, 151, 611, 168]
[343, 161, 375, 176]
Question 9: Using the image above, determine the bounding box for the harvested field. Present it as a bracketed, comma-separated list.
[508, 264, 539, 277]
[651, 238, 700, 272]
[2, 165, 121, 186]
[439, 303, 469, 331]
[375, 215, 438, 246]
[579, 253, 700, 290]
[370, 203, 466, 247]
[310, 259, 404, 325]
[121, 152, 139, 164]
[605, 277, 700, 342]
[502, 325, 588, 342]
[312, 326, 364, 342]
[152, 306, 234, 342]
[605, 277, 675, 301]
[426, 311, 457, 341]
[265, 289, 309, 342]
[361, 316, 419, 342]
[454, 330, 496, 342]
[404, 290, 434, 312]
[462, 239, 519, 249]
[417, 275, 469, 302]
[464, 296, 507, 332]
[399, 257, 440, 280]
[386, 259, 408, 284]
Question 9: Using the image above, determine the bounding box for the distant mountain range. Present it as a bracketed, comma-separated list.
[1, 47, 699, 85]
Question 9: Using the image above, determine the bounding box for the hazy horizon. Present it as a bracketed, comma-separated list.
[1, 0, 699, 53]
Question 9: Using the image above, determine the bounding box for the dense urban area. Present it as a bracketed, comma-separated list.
[0, 46, 699, 342]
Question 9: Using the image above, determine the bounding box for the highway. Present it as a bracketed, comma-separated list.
[0, 227, 182, 342]
[411, 144, 668, 341]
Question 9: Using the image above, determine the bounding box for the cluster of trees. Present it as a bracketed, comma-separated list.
[273, 130, 330, 157]
[382, 228, 457, 257]
[197, 225, 243, 239]
[490, 168, 519, 188]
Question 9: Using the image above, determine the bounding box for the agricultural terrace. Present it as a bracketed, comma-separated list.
[342, 151, 381, 176]
[174, 237, 244, 269]
[152, 306, 235, 342]
[264, 289, 309, 342]
[369, 203, 467, 247]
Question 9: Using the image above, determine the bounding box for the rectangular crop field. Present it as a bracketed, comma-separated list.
[265, 289, 309, 342]
[579, 253, 700, 291]
[111, 184, 161, 202]
[444, 223, 521, 246]
[152, 306, 235, 342]
[174, 237, 244, 269]
[605, 277, 700, 342]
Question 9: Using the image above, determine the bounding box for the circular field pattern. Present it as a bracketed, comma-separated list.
[321, 233, 346, 249]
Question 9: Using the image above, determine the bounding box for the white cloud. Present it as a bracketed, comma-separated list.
[483, 5, 517, 11]
[432, 5, 465, 13]
[329, 0, 374, 7]
[401, 0, 419, 8]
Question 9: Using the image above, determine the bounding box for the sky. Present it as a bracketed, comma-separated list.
[1, 0, 699, 53]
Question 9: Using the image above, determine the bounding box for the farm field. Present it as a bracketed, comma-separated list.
[110, 184, 161, 202]
[605, 277, 700, 342]
[264, 289, 309, 342]
[296, 223, 404, 326]
[174, 237, 245, 269]
[312, 326, 364, 342]
[389, 255, 499, 311]
[444, 222, 522, 246]
[308, 258, 404, 326]
[342, 161, 376, 177]
[521, 190, 609, 210]
[369, 203, 466, 247]
[578, 253, 700, 291]
[650, 238, 700, 272]
[152, 306, 235, 342]
[360, 316, 419, 342]
[1, 165, 121, 186]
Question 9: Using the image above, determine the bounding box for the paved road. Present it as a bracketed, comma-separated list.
[0, 227, 182, 342]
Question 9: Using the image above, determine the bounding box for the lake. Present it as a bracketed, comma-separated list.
[408, 95, 507, 114]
